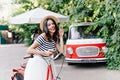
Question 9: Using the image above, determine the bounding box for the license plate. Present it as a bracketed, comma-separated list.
[81, 59, 96, 63]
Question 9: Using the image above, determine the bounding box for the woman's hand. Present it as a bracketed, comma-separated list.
[44, 51, 54, 56]
[59, 28, 64, 38]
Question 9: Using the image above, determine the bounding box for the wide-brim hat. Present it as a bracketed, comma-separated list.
[40, 15, 59, 31]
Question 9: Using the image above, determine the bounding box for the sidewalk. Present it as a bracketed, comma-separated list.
[1, 44, 120, 80]
[0, 44, 28, 80]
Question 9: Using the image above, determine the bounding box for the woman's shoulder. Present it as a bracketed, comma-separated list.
[40, 33, 45, 38]
[40, 33, 47, 40]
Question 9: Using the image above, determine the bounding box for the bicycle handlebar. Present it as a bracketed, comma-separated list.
[23, 54, 34, 59]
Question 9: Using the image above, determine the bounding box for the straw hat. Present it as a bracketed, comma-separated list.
[40, 15, 59, 31]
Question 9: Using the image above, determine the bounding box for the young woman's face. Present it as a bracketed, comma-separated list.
[47, 19, 56, 34]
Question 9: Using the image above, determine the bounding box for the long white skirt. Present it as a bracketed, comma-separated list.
[24, 55, 57, 80]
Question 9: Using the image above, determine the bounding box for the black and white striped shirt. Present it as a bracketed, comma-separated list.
[35, 34, 56, 51]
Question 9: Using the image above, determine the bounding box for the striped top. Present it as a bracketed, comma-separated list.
[35, 34, 56, 52]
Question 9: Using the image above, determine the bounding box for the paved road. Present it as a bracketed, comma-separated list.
[0, 44, 120, 80]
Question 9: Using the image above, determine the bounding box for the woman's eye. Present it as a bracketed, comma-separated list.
[47, 23, 54, 27]
[47, 24, 51, 26]
[52, 23, 55, 25]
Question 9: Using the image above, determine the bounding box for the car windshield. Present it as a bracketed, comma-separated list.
[69, 25, 97, 39]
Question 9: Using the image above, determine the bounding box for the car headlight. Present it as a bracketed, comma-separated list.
[67, 47, 73, 54]
[102, 46, 108, 53]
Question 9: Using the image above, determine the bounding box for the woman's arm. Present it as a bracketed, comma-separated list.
[26, 41, 54, 56]
[56, 28, 64, 54]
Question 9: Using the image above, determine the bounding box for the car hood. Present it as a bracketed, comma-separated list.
[66, 38, 106, 45]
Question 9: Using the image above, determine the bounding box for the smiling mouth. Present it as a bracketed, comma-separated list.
[51, 28, 55, 31]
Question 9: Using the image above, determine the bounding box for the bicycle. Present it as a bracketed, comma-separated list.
[11, 52, 64, 80]
[11, 55, 32, 80]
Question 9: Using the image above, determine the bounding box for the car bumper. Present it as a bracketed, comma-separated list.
[65, 58, 107, 63]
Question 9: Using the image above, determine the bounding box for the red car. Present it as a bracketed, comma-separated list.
[65, 22, 108, 64]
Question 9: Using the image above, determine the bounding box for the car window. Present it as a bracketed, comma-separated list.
[69, 25, 96, 39]
[71, 27, 81, 39]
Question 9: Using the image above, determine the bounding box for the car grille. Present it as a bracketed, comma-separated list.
[76, 46, 99, 57]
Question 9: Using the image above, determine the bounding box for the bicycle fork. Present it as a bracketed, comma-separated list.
[44, 57, 61, 80]
[46, 64, 54, 80]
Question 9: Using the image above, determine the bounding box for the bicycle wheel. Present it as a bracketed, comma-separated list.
[14, 73, 24, 80]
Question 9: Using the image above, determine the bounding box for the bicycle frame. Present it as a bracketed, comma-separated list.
[11, 54, 63, 80]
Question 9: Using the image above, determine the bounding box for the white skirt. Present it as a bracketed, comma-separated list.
[24, 55, 57, 80]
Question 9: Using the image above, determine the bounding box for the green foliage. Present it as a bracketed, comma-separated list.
[12, 24, 39, 46]
[10, 0, 120, 70]
[93, 0, 120, 70]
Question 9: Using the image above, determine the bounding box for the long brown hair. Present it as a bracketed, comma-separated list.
[43, 18, 59, 42]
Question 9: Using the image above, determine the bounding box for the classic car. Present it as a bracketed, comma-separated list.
[65, 22, 108, 64]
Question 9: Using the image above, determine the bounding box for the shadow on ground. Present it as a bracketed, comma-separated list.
[69, 62, 107, 68]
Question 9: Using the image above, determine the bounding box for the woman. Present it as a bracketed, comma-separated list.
[24, 15, 64, 80]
